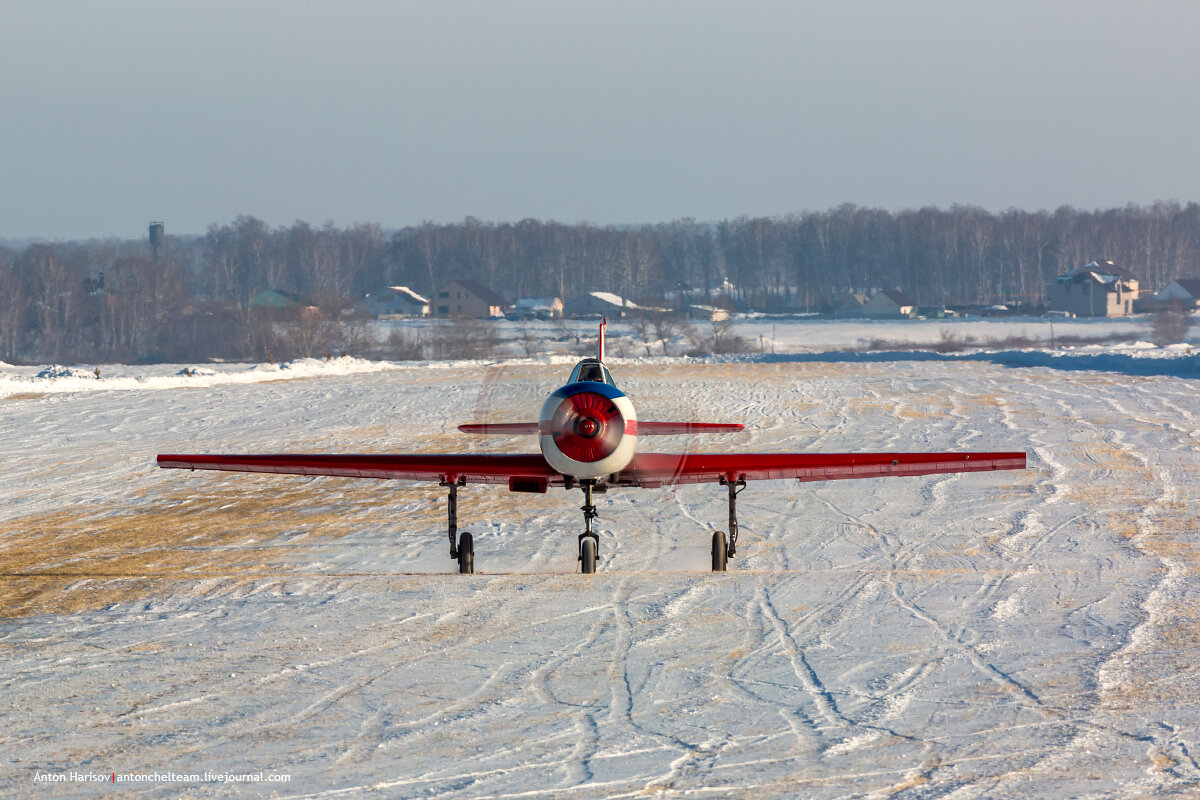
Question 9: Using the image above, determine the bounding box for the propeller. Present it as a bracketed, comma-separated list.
[549, 391, 624, 462]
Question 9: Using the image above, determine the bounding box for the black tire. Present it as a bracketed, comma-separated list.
[458, 532, 474, 574]
[711, 530, 728, 572]
[580, 537, 597, 574]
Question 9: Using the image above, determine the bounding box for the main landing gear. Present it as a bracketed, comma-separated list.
[440, 476, 746, 575]
[442, 479, 473, 574]
[711, 477, 746, 572]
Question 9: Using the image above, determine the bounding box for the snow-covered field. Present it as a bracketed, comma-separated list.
[375, 314, 1173, 358]
[3, 329, 1199, 798]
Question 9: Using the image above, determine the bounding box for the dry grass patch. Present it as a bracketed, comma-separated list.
[961, 393, 1006, 407]
[895, 407, 938, 420]
[843, 398, 892, 415]
[1102, 653, 1200, 710]
[0, 477, 415, 619]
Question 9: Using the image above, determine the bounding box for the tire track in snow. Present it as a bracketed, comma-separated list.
[756, 582, 851, 734]
[749, 576, 926, 761]
[525, 576, 716, 792]
[891, 581, 1044, 705]
[526, 593, 616, 788]
[722, 577, 824, 753]
[813, 378, 1054, 757]
[740, 485, 815, 575]
[962, 377, 1198, 795]
[607, 577, 736, 793]
[807, 497, 948, 736]
[1078, 387, 1200, 786]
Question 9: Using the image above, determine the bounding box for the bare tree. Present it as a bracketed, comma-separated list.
[284, 306, 342, 359]
[1153, 301, 1191, 345]
[651, 311, 682, 355]
[430, 317, 500, 360]
[515, 323, 544, 358]
[7, 203, 1200, 364]
[380, 328, 425, 360]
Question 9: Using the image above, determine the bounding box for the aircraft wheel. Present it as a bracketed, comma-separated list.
[457, 532, 474, 574]
[580, 537, 597, 574]
[711, 530, 728, 572]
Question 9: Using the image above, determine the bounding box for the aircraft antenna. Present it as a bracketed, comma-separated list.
[598, 318, 606, 362]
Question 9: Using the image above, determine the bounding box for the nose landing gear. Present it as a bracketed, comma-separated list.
[578, 480, 600, 574]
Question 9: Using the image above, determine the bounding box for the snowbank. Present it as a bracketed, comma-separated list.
[0, 356, 402, 396]
[2, 339, 1197, 399]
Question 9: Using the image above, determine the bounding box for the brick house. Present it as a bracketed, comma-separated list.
[433, 280, 509, 318]
[1047, 261, 1140, 317]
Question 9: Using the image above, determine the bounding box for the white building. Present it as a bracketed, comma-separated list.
[861, 290, 917, 319]
[364, 286, 429, 317]
[512, 297, 564, 319]
[564, 292, 638, 317]
[685, 304, 730, 322]
[1154, 279, 1200, 310]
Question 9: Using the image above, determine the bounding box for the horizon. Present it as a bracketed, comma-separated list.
[6, 197, 1200, 247]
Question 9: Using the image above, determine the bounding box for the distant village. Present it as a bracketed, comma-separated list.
[7, 206, 1200, 364]
[308, 260, 1200, 324]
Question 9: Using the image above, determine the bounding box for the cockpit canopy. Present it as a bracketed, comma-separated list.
[568, 358, 616, 387]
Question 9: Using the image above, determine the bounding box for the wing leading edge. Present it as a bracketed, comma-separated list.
[158, 450, 1024, 488]
[157, 453, 556, 485]
[457, 422, 745, 435]
[614, 451, 1027, 488]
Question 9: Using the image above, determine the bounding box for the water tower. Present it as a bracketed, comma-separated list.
[149, 221, 165, 260]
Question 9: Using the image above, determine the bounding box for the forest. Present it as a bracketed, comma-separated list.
[2, 202, 1198, 364]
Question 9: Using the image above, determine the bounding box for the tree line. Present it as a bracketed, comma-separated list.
[2, 202, 1198, 364]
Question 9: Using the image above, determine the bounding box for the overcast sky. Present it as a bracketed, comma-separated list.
[2, 1, 1198, 239]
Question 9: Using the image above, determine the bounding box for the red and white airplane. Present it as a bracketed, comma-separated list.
[158, 321, 1026, 574]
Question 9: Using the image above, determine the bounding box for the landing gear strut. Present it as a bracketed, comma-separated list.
[578, 480, 600, 574]
[442, 478, 473, 574]
[714, 477, 746, 571]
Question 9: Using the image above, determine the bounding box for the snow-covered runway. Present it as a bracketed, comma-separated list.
[2, 353, 1198, 797]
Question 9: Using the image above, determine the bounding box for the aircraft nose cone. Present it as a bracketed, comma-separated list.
[545, 389, 626, 464]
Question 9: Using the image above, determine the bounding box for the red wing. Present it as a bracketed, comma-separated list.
[615, 451, 1026, 487]
[159, 450, 1025, 488]
[157, 453, 557, 486]
[632, 422, 745, 435]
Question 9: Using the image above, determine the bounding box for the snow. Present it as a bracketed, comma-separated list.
[729, 314, 1180, 352]
[34, 365, 97, 380]
[588, 291, 637, 308]
[0, 356, 405, 397]
[373, 313, 1194, 359]
[2, 320, 1200, 797]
